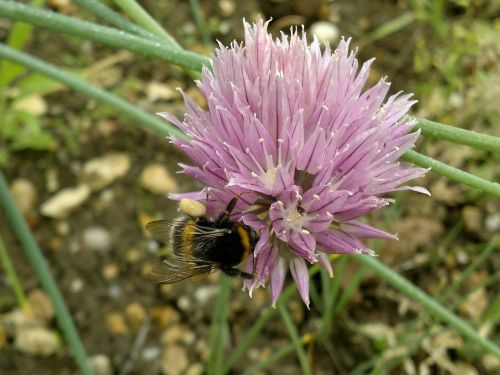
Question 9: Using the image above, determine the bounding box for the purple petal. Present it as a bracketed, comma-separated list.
[290, 257, 310, 308]
[271, 257, 286, 307]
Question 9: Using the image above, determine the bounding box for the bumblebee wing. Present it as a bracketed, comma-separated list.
[145, 219, 176, 245]
[147, 254, 215, 284]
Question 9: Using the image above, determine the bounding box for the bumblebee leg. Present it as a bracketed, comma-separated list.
[240, 271, 253, 279]
[215, 197, 239, 225]
[222, 267, 241, 277]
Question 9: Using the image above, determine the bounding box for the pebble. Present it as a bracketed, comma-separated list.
[10, 178, 37, 216]
[90, 354, 113, 375]
[161, 345, 189, 375]
[1, 309, 38, 338]
[179, 198, 206, 217]
[125, 303, 146, 330]
[310, 21, 340, 44]
[81, 152, 131, 191]
[140, 163, 178, 194]
[186, 363, 204, 375]
[151, 306, 180, 328]
[102, 263, 119, 280]
[141, 346, 161, 362]
[15, 327, 60, 356]
[27, 289, 54, 322]
[106, 313, 129, 335]
[70, 278, 84, 293]
[485, 213, 500, 232]
[194, 285, 219, 306]
[160, 324, 189, 345]
[0, 324, 5, 348]
[177, 296, 192, 312]
[146, 82, 176, 102]
[83, 226, 113, 252]
[462, 206, 482, 233]
[40, 184, 91, 219]
[107, 284, 122, 299]
[13, 95, 47, 116]
[219, 0, 235, 17]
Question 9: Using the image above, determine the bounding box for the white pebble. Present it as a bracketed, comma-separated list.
[310, 21, 340, 44]
[15, 327, 60, 356]
[83, 226, 113, 252]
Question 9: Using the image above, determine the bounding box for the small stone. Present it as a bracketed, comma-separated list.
[90, 354, 113, 375]
[27, 290, 54, 322]
[102, 263, 119, 280]
[140, 163, 178, 194]
[0, 324, 6, 348]
[161, 345, 189, 375]
[126, 248, 143, 264]
[108, 284, 122, 299]
[1, 309, 40, 338]
[146, 82, 176, 102]
[10, 178, 37, 215]
[459, 288, 488, 320]
[125, 303, 146, 330]
[15, 327, 60, 356]
[70, 278, 84, 293]
[219, 0, 235, 16]
[310, 21, 340, 44]
[81, 152, 131, 191]
[151, 306, 180, 328]
[106, 313, 129, 335]
[462, 206, 482, 233]
[485, 213, 500, 232]
[142, 346, 161, 362]
[40, 184, 91, 219]
[13, 95, 47, 116]
[177, 296, 191, 312]
[179, 198, 206, 217]
[186, 363, 204, 375]
[46, 169, 59, 192]
[161, 324, 188, 345]
[194, 285, 219, 306]
[83, 226, 113, 252]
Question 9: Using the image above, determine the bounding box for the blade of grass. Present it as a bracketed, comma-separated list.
[0, 0, 44, 87]
[0, 43, 188, 140]
[0, 235, 29, 310]
[358, 12, 416, 48]
[222, 264, 322, 374]
[334, 263, 369, 313]
[0, 2, 209, 71]
[73, 0, 160, 41]
[0, 172, 93, 375]
[416, 117, 500, 153]
[354, 254, 500, 357]
[207, 275, 231, 375]
[112, 0, 181, 47]
[320, 255, 348, 341]
[277, 303, 312, 375]
[402, 150, 500, 197]
[189, 0, 213, 49]
[439, 237, 498, 302]
[241, 334, 314, 375]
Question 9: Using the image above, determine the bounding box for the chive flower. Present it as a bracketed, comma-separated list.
[160, 19, 429, 307]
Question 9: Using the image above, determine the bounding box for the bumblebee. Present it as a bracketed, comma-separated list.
[146, 198, 258, 284]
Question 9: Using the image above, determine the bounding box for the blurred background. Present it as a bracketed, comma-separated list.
[0, 0, 499, 374]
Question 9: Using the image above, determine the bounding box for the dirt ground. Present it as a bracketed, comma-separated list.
[1, 1, 499, 374]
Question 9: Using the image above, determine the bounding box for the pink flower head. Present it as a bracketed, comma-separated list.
[160, 19, 429, 307]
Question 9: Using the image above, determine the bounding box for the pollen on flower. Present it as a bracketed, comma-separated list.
[160, 18, 429, 306]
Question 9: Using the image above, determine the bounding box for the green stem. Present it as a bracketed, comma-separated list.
[73, 0, 160, 41]
[416, 117, 500, 153]
[402, 150, 500, 197]
[354, 254, 500, 357]
[112, 0, 181, 47]
[0, 172, 93, 375]
[241, 334, 312, 375]
[0, 235, 28, 309]
[189, 0, 213, 48]
[207, 276, 231, 375]
[0, 44, 188, 140]
[0, 1, 209, 71]
[277, 304, 312, 375]
[222, 264, 322, 374]
[439, 238, 498, 302]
